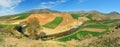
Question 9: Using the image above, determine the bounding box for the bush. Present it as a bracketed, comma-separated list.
[25, 17, 43, 39]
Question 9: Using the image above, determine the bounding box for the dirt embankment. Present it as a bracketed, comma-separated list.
[82, 28, 106, 32]
[24, 13, 76, 35]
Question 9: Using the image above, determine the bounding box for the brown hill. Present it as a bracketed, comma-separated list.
[24, 13, 76, 35]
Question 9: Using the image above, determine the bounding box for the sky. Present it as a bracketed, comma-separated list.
[0, 0, 120, 16]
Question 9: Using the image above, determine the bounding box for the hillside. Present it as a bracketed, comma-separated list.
[0, 9, 120, 47]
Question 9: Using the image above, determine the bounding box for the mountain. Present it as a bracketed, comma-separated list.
[107, 11, 120, 16]
[24, 8, 60, 14]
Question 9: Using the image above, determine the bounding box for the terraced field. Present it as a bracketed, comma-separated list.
[83, 24, 109, 29]
[71, 14, 80, 19]
[13, 13, 31, 20]
[57, 21, 110, 41]
[43, 17, 63, 29]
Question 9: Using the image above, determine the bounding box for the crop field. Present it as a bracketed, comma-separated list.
[86, 14, 94, 20]
[57, 20, 110, 41]
[83, 24, 109, 29]
[71, 14, 80, 19]
[57, 29, 109, 41]
[14, 13, 31, 20]
[103, 19, 120, 24]
[43, 17, 63, 29]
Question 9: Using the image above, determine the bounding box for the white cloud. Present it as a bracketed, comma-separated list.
[0, 0, 24, 16]
[78, 0, 87, 3]
[59, 0, 67, 2]
[39, 0, 68, 9]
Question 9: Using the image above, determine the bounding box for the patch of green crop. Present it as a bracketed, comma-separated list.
[103, 19, 120, 24]
[0, 24, 21, 28]
[57, 27, 110, 42]
[43, 17, 63, 29]
[14, 13, 31, 20]
[57, 30, 104, 41]
[86, 14, 94, 20]
[71, 14, 80, 19]
[83, 24, 109, 29]
[0, 24, 7, 28]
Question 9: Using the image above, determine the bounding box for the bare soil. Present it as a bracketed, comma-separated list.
[82, 28, 105, 32]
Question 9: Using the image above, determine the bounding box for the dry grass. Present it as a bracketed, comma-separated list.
[82, 28, 106, 32]
[0, 37, 97, 47]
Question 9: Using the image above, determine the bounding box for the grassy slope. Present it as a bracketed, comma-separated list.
[0, 24, 21, 42]
[57, 14, 113, 41]
[71, 14, 80, 19]
[43, 17, 63, 29]
[86, 14, 94, 20]
[103, 19, 120, 24]
[57, 30, 108, 41]
[83, 24, 109, 29]
[13, 13, 31, 20]
[57, 23, 109, 41]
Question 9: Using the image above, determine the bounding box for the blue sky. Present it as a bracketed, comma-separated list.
[0, 0, 120, 16]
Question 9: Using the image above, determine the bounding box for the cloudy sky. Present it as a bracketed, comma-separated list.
[0, 0, 120, 16]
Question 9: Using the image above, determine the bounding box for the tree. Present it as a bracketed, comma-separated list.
[25, 17, 43, 39]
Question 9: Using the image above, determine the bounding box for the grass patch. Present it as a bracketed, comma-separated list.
[71, 14, 80, 19]
[86, 14, 94, 20]
[103, 19, 120, 24]
[57, 22, 110, 42]
[43, 16, 63, 29]
[84, 24, 109, 29]
[0, 24, 21, 28]
[14, 13, 31, 20]
[0, 24, 7, 28]
[0, 35, 5, 42]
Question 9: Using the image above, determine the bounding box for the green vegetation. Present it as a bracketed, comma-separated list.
[43, 17, 63, 29]
[0, 24, 7, 28]
[103, 19, 120, 24]
[14, 13, 31, 20]
[0, 35, 5, 42]
[0, 24, 21, 35]
[57, 29, 109, 41]
[83, 24, 109, 29]
[0, 24, 21, 28]
[86, 14, 94, 20]
[71, 14, 80, 19]
[57, 18, 110, 41]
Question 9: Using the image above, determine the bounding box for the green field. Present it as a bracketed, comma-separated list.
[14, 13, 31, 20]
[0, 35, 5, 42]
[83, 24, 109, 29]
[86, 14, 94, 20]
[71, 14, 80, 19]
[103, 19, 120, 24]
[43, 17, 63, 29]
[57, 29, 109, 41]
[57, 20, 110, 41]
[56, 14, 118, 42]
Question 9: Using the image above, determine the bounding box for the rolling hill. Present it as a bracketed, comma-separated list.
[0, 9, 120, 47]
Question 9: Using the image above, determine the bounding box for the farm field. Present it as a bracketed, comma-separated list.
[43, 17, 63, 29]
[0, 9, 120, 47]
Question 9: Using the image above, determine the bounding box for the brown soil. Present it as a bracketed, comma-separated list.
[24, 13, 76, 35]
[25, 13, 75, 26]
[82, 28, 105, 32]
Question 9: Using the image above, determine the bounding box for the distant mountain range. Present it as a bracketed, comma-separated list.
[23, 8, 61, 14]
[0, 8, 120, 21]
[1, 8, 120, 16]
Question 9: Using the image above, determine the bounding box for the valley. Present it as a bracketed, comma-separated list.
[0, 9, 120, 47]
